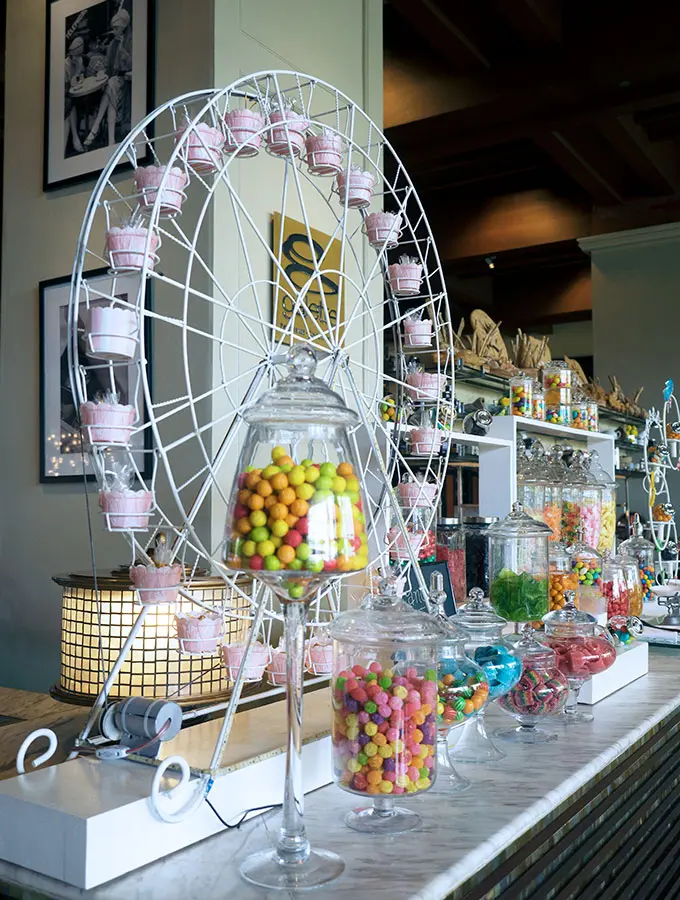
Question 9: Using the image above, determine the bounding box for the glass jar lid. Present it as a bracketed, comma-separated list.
[331, 574, 444, 647]
[568, 532, 602, 564]
[543, 593, 596, 635]
[619, 516, 655, 556]
[486, 502, 553, 538]
[450, 587, 507, 633]
[513, 623, 558, 666]
[438, 517, 461, 526]
[243, 345, 359, 428]
[550, 541, 572, 570]
[586, 449, 615, 487]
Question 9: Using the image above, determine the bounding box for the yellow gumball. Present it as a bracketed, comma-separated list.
[288, 465, 306, 486]
[304, 466, 320, 484]
[271, 446, 287, 461]
[296, 482, 315, 501]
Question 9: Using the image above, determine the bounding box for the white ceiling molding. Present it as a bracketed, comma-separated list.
[578, 221, 680, 255]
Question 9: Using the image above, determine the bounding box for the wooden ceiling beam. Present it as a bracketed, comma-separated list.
[597, 115, 680, 194]
[494, 0, 562, 48]
[390, 0, 492, 72]
[535, 130, 625, 204]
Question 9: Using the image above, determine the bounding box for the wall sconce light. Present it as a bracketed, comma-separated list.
[485, 256, 496, 270]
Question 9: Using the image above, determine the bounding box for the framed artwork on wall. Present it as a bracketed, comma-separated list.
[44, 0, 155, 191]
[39, 269, 152, 483]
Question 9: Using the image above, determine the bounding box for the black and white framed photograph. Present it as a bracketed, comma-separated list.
[44, 0, 154, 190]
[39, 269, 152, 483]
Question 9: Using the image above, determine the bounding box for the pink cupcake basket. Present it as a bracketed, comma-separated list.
[265, 109, 309, 158]
[388, 528, 425, 561]
[304, 637, 333, 675]
[406, 371, 446, 401]
[335, 166, 375, 209]
[410, 427, 443, 456]
[87, 306, 138, 360]
[304, 132, 344, 175]
[130, 563, 182, 606]
[223, 108, 265, 157]
[99, 490, 153, 531]
[266, 648, 287, 685]
[106, 226, 160, 273]
[175, 610, 224, 654]
[222, 640, 271, 682]
[175, 123, 225, 173]
[134, 165, 188, 217]
[79, 400, 135, 445]
[399, 479, 437, 508]
[403, 316, 432, 348]
[363, 212, 403, 249]
[388, 258, 423, 296]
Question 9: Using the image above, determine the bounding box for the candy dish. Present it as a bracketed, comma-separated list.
[134, 165, 188, 217]
[175, 610, 224, 654]
[331, 575, 441, 833]
[175, 122, 224, 173]
[543, 592, 616, 724]
[223, 107, 265, 157]
[496, 625, 569, 744]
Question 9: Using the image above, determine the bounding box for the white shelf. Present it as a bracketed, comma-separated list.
[385, 422, 513, 449]
[490, 416, 615, 443]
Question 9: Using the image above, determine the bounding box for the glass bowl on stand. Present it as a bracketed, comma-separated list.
[224, 346, 368, 890]
[448, 588, 522, 763]
[330, 574, 441, 834]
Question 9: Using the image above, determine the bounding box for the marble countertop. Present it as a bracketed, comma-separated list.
[1, 647, 679, 900]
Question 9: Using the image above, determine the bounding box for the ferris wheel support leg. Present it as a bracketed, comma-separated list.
[207, 584, 269, 773]
[69, 607, 149, 758]
[341, 360, 430, 606]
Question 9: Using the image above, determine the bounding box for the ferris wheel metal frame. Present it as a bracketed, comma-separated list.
[18, 71, 456, 823]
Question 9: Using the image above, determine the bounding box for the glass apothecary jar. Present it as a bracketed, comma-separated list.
[488, 503, 551, 622]
[588, 450, 616, 555]
[543, 449, 568, 542]
[330, 576, 441, 834]
[543, 593, 616, 723]
[569, 533, 604, 616]
[463, 517, 497, 596]
[549, 541, 578, 611]
[510, 374, 533, 418]
[517, 447, 549, 523]
[619, 517, 656, 602]
[587, 399, 599, 432]
[542, 361, 572, 425]
[435, 518, 467, 605]
[496, 624, 569, 743]
[562, 451, 602, 549]
[532, 381, 545, 421]
[571, 391, 589, 430]
[448, 588, 522, 763]
[616, 553, 644, 618]
[601, 553, 629, 619]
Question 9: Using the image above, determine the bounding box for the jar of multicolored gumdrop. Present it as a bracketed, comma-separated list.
[587, 399, 599, 432]
[542, 361, 572, 425]
[571, 391, 589, 430]
[509, 374, 533, 418]
[532, 381, 545, 421]
[330, 576, 441, 833]
[568, 533, 605, 616]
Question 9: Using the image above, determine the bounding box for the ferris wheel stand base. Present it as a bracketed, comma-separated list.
[577, 641, 648, 705]
[0, 691, 333, 890]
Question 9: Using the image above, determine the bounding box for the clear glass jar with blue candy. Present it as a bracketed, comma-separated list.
[428, 573, 489, 792]
[447, 587, 523, 763]
[330, 575, 441, 834]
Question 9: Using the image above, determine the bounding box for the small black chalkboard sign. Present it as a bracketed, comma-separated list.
[404, 561, 457, 616]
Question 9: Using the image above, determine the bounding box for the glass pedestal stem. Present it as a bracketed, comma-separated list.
[277, 599, 310, 865]
[561, 676, 593, 724]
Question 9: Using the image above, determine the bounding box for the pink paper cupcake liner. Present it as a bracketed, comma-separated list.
[99, 490, 153, 531]
[222, 641, 271, 681]
[388, 262, 423, 296]
[106, 227, 159, 273]
[134, 165, 188, 217]
[79, 402, 135, 445]
[175, 611, 224, 654]
[175, 123, 225, 173]
[87, 306, 138, 361]
[224, 108, 265, 157]
[130, 563, 182, 606]
[304, 133, 344, 176]
[266, 110, 309, 158]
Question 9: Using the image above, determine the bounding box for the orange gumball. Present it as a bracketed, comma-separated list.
[277, 544, 296, 565]
[237, 489, 251, 506]
[286, 514, 299, 528]
[463, 700, 475, 715]
[270, 473, 289, 492]
[336, 555, 352, 572]
[236, 517, 252, 534]
[290, 499, 309, 518]
[245, 471, 262, 490]
[277, 455, 295, 469]
[248, 493, 265, 510]
[264, 494, 278, 509]
[270, 503, 289, 521]
[337, 462, 353, 477]
[279, 487, 296, 506]
[472, 697, 485, 711]
[256, 480, 273, 498]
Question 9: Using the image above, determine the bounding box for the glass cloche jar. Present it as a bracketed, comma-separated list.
[562, 451, 602, 550]
[549, 541, 578, 611]
[447, 588, 522, 763]
[496, 624, 569, 743]
[601, 553, 629, 620]
[330, 575, 441, 834]
[587, 450, 616, 555]
[543, 592, 616, 723]
[488, 502, 551, 622]
[616, 553, 644, 618]
[619, 516, 656, 602]
[568, 531, 604, 616]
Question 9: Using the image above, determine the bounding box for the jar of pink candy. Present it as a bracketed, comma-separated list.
[330, 575, 441, 834]
[543, 592, 616, 724]
[601, 553, 630, 620]
[435, 517, 467, 605]
[496, 624, 568, 744]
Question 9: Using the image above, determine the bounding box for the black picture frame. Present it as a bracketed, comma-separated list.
[44, 0, 155, 191]
[39, 267, 153, 483]
[405, 561, 457, 616]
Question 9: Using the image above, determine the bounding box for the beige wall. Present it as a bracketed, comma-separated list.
[0, 0, 382, 691]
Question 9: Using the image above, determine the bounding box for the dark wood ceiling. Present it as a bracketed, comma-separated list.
[384, 0, 680, 325]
